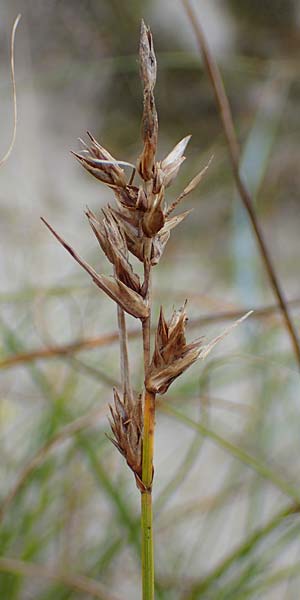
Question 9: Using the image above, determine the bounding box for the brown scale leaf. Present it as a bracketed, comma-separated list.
[146, 347, 201, 395]
[166, 155, 213, 217]
[85, 208, 114, 263]
[138, 91, 158, 182]
[114, 185, 141, 210]
[152, 165, 164, 195]
[151, 230, 169, 266]
[141, 184, 166, 238]
[159, 135, 191, 188]
[137, 21, 158, 181]
[150, 209, 192, 265]
[142, 208, 164, 238]
[139, 20, 157, 90]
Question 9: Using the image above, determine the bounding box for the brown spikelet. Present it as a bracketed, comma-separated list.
[110, 206, 145, 263]
[137, 20, 158, 181]
[146, 308, 252, 394]
[85, 207, 113, 262]
[41, 218, 148, 319]
[86, 207, 141, 293]
[72, 132, 128, 188]
[108, 388, 143, 488]
[145, 304, 202, 394]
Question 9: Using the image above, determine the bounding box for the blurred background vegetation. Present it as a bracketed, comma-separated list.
[0, 1, 300, 598]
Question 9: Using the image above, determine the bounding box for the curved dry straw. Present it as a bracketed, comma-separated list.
[0, 14, 21, 167]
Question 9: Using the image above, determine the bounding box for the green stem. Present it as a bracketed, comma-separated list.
[141, 362, 155, 600]
[141, 490, 154, 600]
[141, 243, 155, 599]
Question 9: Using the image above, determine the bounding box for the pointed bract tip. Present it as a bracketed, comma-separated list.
[199, 310, 253, 361]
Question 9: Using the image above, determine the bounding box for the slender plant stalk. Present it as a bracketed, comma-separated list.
[141, 484, 154, 600]
[116, 285, 132, 401]
[141, 242, 155, 599]
[142, 388, 155, 489]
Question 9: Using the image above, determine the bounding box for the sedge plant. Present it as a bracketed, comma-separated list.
[42, 21, 250, 600]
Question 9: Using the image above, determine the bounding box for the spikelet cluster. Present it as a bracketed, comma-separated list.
[42, 21, 219, 485]
[146, 304, 203, 394]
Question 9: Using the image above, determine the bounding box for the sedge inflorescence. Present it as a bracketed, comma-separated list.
[42, 21, 247, 490]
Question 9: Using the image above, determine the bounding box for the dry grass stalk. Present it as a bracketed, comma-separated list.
[42, 20, 251, 600]
[182, 0, 300, 369]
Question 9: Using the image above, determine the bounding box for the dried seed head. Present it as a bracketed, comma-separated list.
[108, 388, 143, 488]
[67, 24, 201, 267]
[40, 21, 252, 493]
